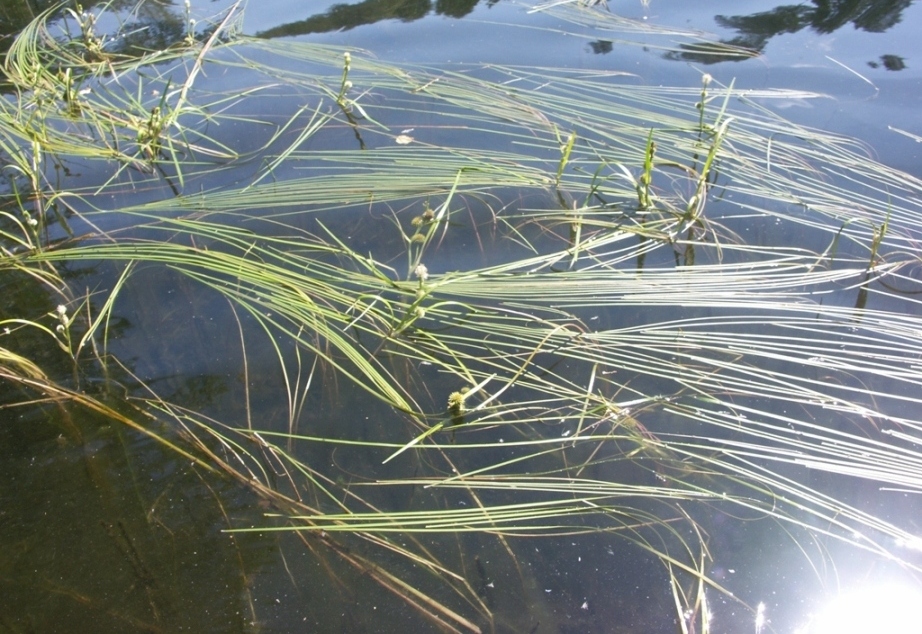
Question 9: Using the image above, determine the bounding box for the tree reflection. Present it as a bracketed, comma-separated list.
[589, 40, 613, 54]
[669, 0, 914, 64]
[256, 0, 500, 39]
[869, 53, 907, 70]
[436, 0, 481, 18]
[718, 0, 912, 48]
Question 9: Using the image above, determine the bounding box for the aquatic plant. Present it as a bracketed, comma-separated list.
[2, 2, 922, 632]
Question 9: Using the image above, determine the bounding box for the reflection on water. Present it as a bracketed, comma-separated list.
[668, 0, 916, 64]
[719, 0, 914, 41]
[256, 0, 500, 39]
[804, 583, 922, 633]
[868, 53, 907, 69]
[729, 0, 913, 55]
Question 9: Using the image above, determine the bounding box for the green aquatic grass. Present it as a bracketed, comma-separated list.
[3, 3, 922, 632]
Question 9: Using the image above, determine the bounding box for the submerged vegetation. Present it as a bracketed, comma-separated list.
[2, 2, 922, 632]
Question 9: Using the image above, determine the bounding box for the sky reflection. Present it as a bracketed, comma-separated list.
[801, 583, 922, 634]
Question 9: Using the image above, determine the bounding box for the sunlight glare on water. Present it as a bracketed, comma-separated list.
[800, 583, 922, 634]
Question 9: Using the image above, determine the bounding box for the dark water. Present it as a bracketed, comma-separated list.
[2, 2, 921, 633]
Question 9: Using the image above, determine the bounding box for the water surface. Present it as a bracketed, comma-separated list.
[2, 2, 921, 633]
